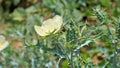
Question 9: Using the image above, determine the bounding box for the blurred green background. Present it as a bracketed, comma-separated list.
[0, 0, 120, 68]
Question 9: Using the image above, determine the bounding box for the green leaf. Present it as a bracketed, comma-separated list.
[61, 59, 69, 68]
[74, 32, 103, 51]
[13, 0, 20, 6]
[66, 28, 75, 43]
[26, 6, 38, 14]
[10, 8, 26, 21]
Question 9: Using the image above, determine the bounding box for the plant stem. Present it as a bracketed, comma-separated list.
[70, 48, 74, 68]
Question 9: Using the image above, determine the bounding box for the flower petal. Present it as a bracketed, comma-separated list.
[34, 15, 63, 36]
[0, 35, 9, 51]
[34, 25, 47, 36]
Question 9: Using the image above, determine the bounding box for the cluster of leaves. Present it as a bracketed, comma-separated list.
[0, 0, 120, 68]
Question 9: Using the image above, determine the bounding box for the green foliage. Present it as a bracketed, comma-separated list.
[116, 19, 120, 39]
[0, 0, 120, 68]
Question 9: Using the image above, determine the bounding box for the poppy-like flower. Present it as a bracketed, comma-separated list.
[0, 35, 9, 51]
[34, 15, 63, 36]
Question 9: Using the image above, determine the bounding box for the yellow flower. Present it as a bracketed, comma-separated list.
[0, 35, 9, 51]
[34, 15, 63, 36]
